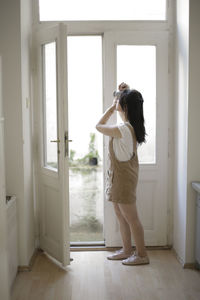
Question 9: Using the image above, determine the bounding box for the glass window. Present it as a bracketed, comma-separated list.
[39, 0, 166, 21]
[117, 45, 156, 164]
[42, 42, 58, 170]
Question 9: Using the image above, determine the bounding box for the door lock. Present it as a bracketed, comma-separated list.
[64, 131, 73, 157]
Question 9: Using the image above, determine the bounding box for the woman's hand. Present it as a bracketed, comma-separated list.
[118, 82, 130, 91]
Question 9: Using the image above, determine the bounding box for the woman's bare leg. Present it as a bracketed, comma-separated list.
[112, 202, 133, 254]
[118, 202, 147, 257]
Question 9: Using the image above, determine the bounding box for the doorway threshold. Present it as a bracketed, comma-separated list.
[71, 241, 104, 248]
[70, 241, 127, 252]
[70, 243, 172, 252]
[70, 241, 113, 252]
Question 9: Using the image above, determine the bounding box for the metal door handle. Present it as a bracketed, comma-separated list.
[50, 139, 60, 143]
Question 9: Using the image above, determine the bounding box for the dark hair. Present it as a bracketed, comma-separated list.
[119, 89, 146, 144]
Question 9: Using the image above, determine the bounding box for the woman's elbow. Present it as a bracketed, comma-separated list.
[96, 124, 102, 133]
[96, 124, 100, 131]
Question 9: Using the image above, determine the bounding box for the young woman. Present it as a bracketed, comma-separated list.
[96, 82, 150, 265]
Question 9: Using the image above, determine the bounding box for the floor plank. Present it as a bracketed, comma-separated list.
[11, 250, 200, 300]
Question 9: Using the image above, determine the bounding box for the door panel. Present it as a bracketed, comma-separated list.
[103, 31, 168, 246]
[35, 23, 70, 266]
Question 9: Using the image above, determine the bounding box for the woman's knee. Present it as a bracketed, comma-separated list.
[113, 203, 125, 220]
[118, 203, 139, 224]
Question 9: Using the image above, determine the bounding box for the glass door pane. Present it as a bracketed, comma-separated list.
[42, 41, 58, 170]
[67, 36, 104, 243]
[117, 45, 156, 164]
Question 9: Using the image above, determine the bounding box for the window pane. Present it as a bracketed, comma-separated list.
[42, 42, 58, 170]
[67, 36, 104, 243]
[39, 0, 166, 21]
[117, 45, 156, 164]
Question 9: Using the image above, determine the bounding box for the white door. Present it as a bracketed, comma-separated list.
[0, 56, 10, 300]
[35, 23, 70, 266]
[103, 31, 169, 247]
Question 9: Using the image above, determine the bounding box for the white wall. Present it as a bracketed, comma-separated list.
[20, 0, 35, 265]
[174, 0, 189, 265]
[186, 0, 200, 262]
[0, 0, 35, 266]
[174, 0, 200, 265]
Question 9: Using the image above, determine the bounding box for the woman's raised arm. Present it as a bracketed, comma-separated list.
[95, 99, 122, 138]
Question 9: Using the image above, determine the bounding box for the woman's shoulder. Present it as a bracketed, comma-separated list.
[117, 122, 126, 129]
[117, 121, 131, 128]
[117, 122, 128, 134]
[120, 122, 133, 133]
[124, 122, 136, 136]
[117, 122, 133, 139]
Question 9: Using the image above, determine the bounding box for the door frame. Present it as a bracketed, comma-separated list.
[32, 28, 169, 249]
[31, 1, 174, 249]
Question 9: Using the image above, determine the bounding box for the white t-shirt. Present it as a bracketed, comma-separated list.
[113, 122, 134, 162]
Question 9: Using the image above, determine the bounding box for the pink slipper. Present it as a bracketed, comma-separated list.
[107, 248, 135, 260]
[122, 251, 150, 265]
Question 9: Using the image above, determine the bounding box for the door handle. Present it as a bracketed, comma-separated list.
[50, 139, 60, 143]
[64, 131, 73, 157]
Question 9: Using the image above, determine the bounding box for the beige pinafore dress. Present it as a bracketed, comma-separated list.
[105, 123, 139, 204]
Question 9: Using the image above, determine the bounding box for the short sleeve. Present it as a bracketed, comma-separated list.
[112, 123, 134, 161]
[117, 123, 131, 139]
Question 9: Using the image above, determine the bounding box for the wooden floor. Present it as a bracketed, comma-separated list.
[11, 249, 200, 300]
